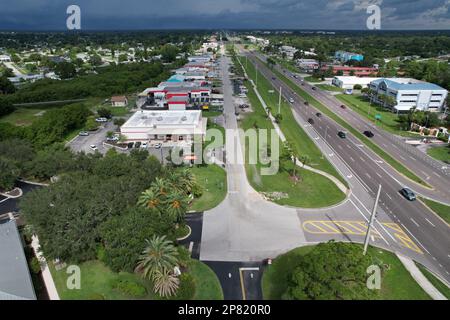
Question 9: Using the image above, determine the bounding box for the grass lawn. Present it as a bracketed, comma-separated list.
[427, 145, 450, 164]
[415, 263, 450, 299]
[266, 61, 430, 188]
[317, 84, 344, 93]
[335, 94, 410, 135]
[109, 107, 131, 117]
[304, 76, 323, 83]
[233, 56, 346, 208]
[189, 260, 224, 300]
[262, 244, 431, 300]
[420, 197, 450, 225]
[190, 164, 227, 212]
[203, 110, 223, 118]
[0, 108, 46, 126]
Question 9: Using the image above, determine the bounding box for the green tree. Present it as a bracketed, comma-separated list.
[97, 107, 112, 119]
[0, 157, 19, 190]
[0, 76, 16, 94]
[152, 268, 180, 298]
[54, 62, 76, 79]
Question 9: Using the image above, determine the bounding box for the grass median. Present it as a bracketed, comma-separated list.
[420, 197, 450, 225]
[232, 55, 346, 208]
[427, 145, 450, 164]
[266, 60, 430, 188]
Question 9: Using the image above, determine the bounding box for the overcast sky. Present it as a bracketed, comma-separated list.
[0, 0, 449, 30]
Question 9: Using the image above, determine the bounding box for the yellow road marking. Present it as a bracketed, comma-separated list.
[382, 223, 423, 254]
[239, 269, 246, 301]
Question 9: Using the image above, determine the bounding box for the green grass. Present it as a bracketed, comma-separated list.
[109, 107, 131, 117]
[49, 260, 157, 300]
[233, 56, 346, 208]
[420, 197, 450, 225]
[203, 110, 223, 118]
[336, 94, 413, 136]
[304, 76, 323, 83]
[267, 61, 430, 188]
[189, 164, 227, 212]
[415, 263, 450, 299]
[189, 260, 224, 300]
[317, 84, 344, 92]
[427, 145, 450, 164]
[0, 108, 46, 126]
[262, 244, 431, 300]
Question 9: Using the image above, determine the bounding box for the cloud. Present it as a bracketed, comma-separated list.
[0, 0, 449, 30]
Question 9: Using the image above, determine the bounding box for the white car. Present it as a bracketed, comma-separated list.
[90, 145, 98, 151]
[141, 142, 148, 149]
[95, 117, 108, 123]
[289, 98, 294, 103]
[154, 143, 162, 149]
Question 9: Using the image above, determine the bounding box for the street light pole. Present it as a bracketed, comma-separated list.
[278, 86, 282, 114]
[363, 184, 382, 255]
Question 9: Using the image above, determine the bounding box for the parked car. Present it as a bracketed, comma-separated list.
[308, 118, 315, 125]
[312, 87, 317, 90]
[135, 142, 141, 148]
[289, 98, 294, 103]
[95, 117, 108, 123]
[154, 143, 162, 149]
[400, 188, 416, 201]
[340, 105, 346, 109]
[141, 142, 148, 149]
[89, 145, 98, 151]
[127, 142, 134, 149]
[316, 112, 322, 117]
[364, 131, 375, 138]
[79, 131, 89, 136]
[338, 131, 347, 139]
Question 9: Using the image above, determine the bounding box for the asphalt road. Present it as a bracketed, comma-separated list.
[243, 50, 450, 282]
[255, 51, 450, 205]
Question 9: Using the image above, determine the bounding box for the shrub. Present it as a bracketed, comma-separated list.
[111, 278, 147, 298]
[171, 273, 195, 300]
[353, 84, 362, 90]
[30, 256, 41, 274]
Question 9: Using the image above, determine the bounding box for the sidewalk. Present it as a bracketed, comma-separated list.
[31, 235, 60, 300]
[397, 253, 447, 300]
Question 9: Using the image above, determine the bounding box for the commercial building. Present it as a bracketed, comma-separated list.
[296, 59, 319, 72]
[120, 110, 207, 143]
[279, 45, 298, 60]
[322, 65, 378, 77]
[332, 76, 381, 89]
[369, 78, 448, 112]
[0, 54, 11, 62]
[335, 51, 364, 62]
[0, 219, 36, 300]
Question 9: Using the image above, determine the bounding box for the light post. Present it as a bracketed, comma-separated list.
[278, 86, 282, 114]
[363, 184, 382, 255]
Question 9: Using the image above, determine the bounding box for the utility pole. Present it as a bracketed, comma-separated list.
[363, 184, 382, 255]
[278, 86, 282, 114]
[256, 64, 258, 88]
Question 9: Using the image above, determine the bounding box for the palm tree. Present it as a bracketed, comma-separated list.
[151, 178, 169, 197]
[165, 191, 189, 223]
[170, 169, 196, 195]
[135, 235, 179, 279]
[152, 268, 180, 298]
[138, 188, 160, 210]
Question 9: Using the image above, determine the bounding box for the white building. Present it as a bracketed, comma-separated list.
[279, 46, 298, 60]
[0, 54, 11, 62]
[332, 76, 381, 89]
[369, 78, 448, 112]
[120, 110, 207, 143]
[246, 36, 270, 47]
[296, 59, 319, 72]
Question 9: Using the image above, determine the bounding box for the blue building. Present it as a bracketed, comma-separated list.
[335, 51, 364, 63]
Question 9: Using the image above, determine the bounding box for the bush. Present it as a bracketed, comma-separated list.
[171, 273, 195, 300]
[111, 278, 147, 298]
[353, 84, 362, 90]
[29, 256, 41, 274]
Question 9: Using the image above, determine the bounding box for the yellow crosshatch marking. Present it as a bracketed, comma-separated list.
[302, 220, 423, 255]
[381, 223, 423, 254]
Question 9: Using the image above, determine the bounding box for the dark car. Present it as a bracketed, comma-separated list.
[308, 118, 315, 125]
[316, 112, 322, 117]
[338, 131, 347, 139]
[400, 188, 416, 201]
[127, 142, 134, 149]
[312, 87, 317, 90]
[272, 77, 276, 80]
[364, 131, 375, 138]
[304, 101, 309, 106]
[135, 142, 141, 148]
[340, 105, 346, 109]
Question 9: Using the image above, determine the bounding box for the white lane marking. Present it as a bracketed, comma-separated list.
[432, 172, 440, 178]
[410, 218, 420, 227]
[350, 157, 355, 162]
[385, 193, 392, 200]
[359, 157, 364, 161]
[401, 223, 431, 255]
[425, 218, 435, 227]
[365, 173, 372, 179]
[376, 172, 382, 178]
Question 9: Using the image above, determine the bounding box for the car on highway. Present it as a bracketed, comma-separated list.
[340, 105, 346, 109]
[338, 131, 347, 139]
[79, 131, 89, 136]
[364, 131, 375, 138]
[308, 118, 315, 125]
[316, 112, 322, 117]
[154, 143, 162, 149]
[272, 77, 276, 80]
[89, 145, 98, 151]
[400, 187, 416, 201]
[312, 87, 317, 90]
[289, 98, 294, 103]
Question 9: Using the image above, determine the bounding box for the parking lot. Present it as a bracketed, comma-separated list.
[68, 121, 116, 155]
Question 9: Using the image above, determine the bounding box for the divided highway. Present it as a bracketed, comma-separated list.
[242, 50, 450, 283]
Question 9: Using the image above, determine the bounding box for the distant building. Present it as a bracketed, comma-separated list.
[0, 219, 36, 300]
[335, 51, 364, 63]
[120, 110, 207, 143]
[296, 59, 319, 72]
[111, 95, 128, 107]
[279, 46, 298, 60]
[322, 65, 378, 77]
[332, 76, 381, 89]
[369, 78, 448, 112]
[0, 54, 11, 62]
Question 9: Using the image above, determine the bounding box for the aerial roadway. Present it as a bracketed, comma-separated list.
[240, 47, 450, 283]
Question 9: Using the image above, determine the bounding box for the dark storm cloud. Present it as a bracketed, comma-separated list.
[0, 0, 448, 30]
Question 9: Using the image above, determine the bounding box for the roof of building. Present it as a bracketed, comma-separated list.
[0, 220, 36, 300]
[371, 78, 447, 91]
[167, 74, 186, 83]
[111, 95, 127, 102]
[122, 110, 203, 128]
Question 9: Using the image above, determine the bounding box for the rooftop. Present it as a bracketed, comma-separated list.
[122, 110, 202, 128]
[371, 78, 447, 91]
